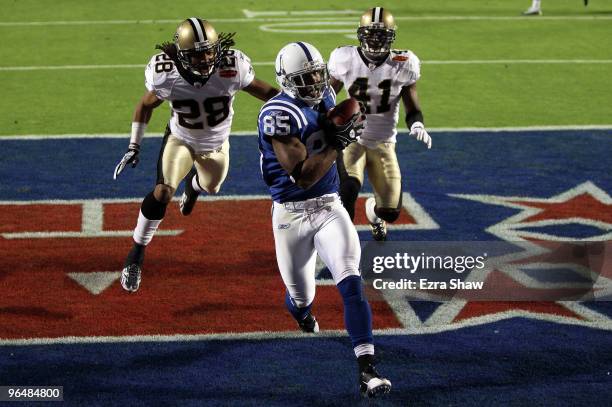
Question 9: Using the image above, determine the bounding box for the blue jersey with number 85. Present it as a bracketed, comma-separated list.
[258, 90, 337, 203]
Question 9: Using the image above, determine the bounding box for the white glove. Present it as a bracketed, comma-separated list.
[113, 143, 140, 179]
[409, 121, 432, 149]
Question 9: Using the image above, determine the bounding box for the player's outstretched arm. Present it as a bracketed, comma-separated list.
[113, 90, 163, 179]
[271, 136, 337, 190]
[401, 84, 432, 149]
[243, 78, 279, 101]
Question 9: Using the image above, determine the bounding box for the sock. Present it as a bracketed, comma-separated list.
[365, 198, 382, 224]
[133, 192, 167, 246]
[532, 0, 541, 9]
[125, 242, 146, 266]
[337, 275, 373, 348]
[191, 172, 204, 193]
[285, 291, 312, 321]
[354, 343, 375, 358]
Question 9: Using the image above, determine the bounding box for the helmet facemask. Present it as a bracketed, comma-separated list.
[357, 25, 396, 62]
[283, 61, 329, 104]
[176, 40, 220, 78]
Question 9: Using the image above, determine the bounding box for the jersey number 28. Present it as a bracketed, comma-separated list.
[173, 97, 231, 129]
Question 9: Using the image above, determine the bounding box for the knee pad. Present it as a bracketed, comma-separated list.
[140, 191, 167, 220]
[376, 208, 401, 223]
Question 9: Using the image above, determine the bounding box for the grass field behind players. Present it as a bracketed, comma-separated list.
[1, 0, 611, 135]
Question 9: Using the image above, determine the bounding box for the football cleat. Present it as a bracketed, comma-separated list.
[360, 364, 392, 398]
[298, 313, 320, 333]
[365, 197, 387, 241]
[180, 168, 200, 216]
[522, 7, 542, 15]
[121, 264, 142, 293]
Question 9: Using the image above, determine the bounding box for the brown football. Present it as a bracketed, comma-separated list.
[327, 98, 361, 125]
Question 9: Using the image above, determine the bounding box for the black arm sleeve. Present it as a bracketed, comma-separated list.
[405, 110, 424, 129]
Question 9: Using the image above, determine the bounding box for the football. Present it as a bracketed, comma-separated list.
[327, 98, 361, 125]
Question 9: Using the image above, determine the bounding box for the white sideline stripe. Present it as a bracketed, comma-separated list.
[1, 230, 181, 240]
[2, 314, 612, 346]
[3, 59, 612, 71]
[1, 125, 612, 140]
[242, 9, 363, 18]
[0, 62, 274, 71]
[1, 15, 612, 27]
[0, 195, 272, 206]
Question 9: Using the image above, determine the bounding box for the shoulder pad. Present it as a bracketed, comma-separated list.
[259, 100, 307, 136]
[145, 53, 177, 97]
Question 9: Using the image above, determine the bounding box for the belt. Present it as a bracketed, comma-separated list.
[282, 194, 337, 211]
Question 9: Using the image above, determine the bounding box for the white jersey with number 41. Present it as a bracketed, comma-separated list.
[328, 46, 420, 147]
[144, 49, 255, 152]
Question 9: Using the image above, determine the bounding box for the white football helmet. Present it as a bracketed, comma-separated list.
[275, 42, 329, 104]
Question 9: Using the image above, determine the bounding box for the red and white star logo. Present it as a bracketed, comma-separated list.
[391, 182, 612, 334]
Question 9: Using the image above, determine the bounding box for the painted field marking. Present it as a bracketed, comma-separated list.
[2, 307, 612, 346]
[242, 9, 362, 18]
[2, 126, 612, 140]
[0, 191, 437, 239]
[0, 198, 183, 239]
[1, 15, 612, 27]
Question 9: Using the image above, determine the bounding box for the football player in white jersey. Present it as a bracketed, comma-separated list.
[113, 18, 277, 292]
[328, 7, 432, 241]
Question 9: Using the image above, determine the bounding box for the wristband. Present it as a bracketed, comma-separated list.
[405, 110, 424, 129]
[130, 122, 147, 145]
[289, 160, 305, 184]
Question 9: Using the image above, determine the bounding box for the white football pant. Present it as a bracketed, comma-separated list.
[272, 193, 361, 307]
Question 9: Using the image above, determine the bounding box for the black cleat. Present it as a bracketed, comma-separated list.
[121, 243, 145, 293]
[365, 197, 387, 241]
[121, 263, 142, 293]
[297, 313, 320, 333]
[360, 364, 392, 398]
[180, 168, 200, 216]
[370, 220, 387, 241]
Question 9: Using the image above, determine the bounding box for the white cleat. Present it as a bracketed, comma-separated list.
[522, 7, 542, 15]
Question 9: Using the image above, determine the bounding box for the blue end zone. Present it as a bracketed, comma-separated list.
[2, 320, 611, 406]
[1, 130, 610, 242]
[1, 130, 611, 405]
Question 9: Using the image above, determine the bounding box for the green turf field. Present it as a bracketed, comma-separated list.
[1, 0, 611, 135]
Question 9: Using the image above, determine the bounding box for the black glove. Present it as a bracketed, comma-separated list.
[113, 143, 140, 179]
[321, 112, 365, 150]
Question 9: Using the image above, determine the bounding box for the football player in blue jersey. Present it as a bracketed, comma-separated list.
[257, 41, 392, 398]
